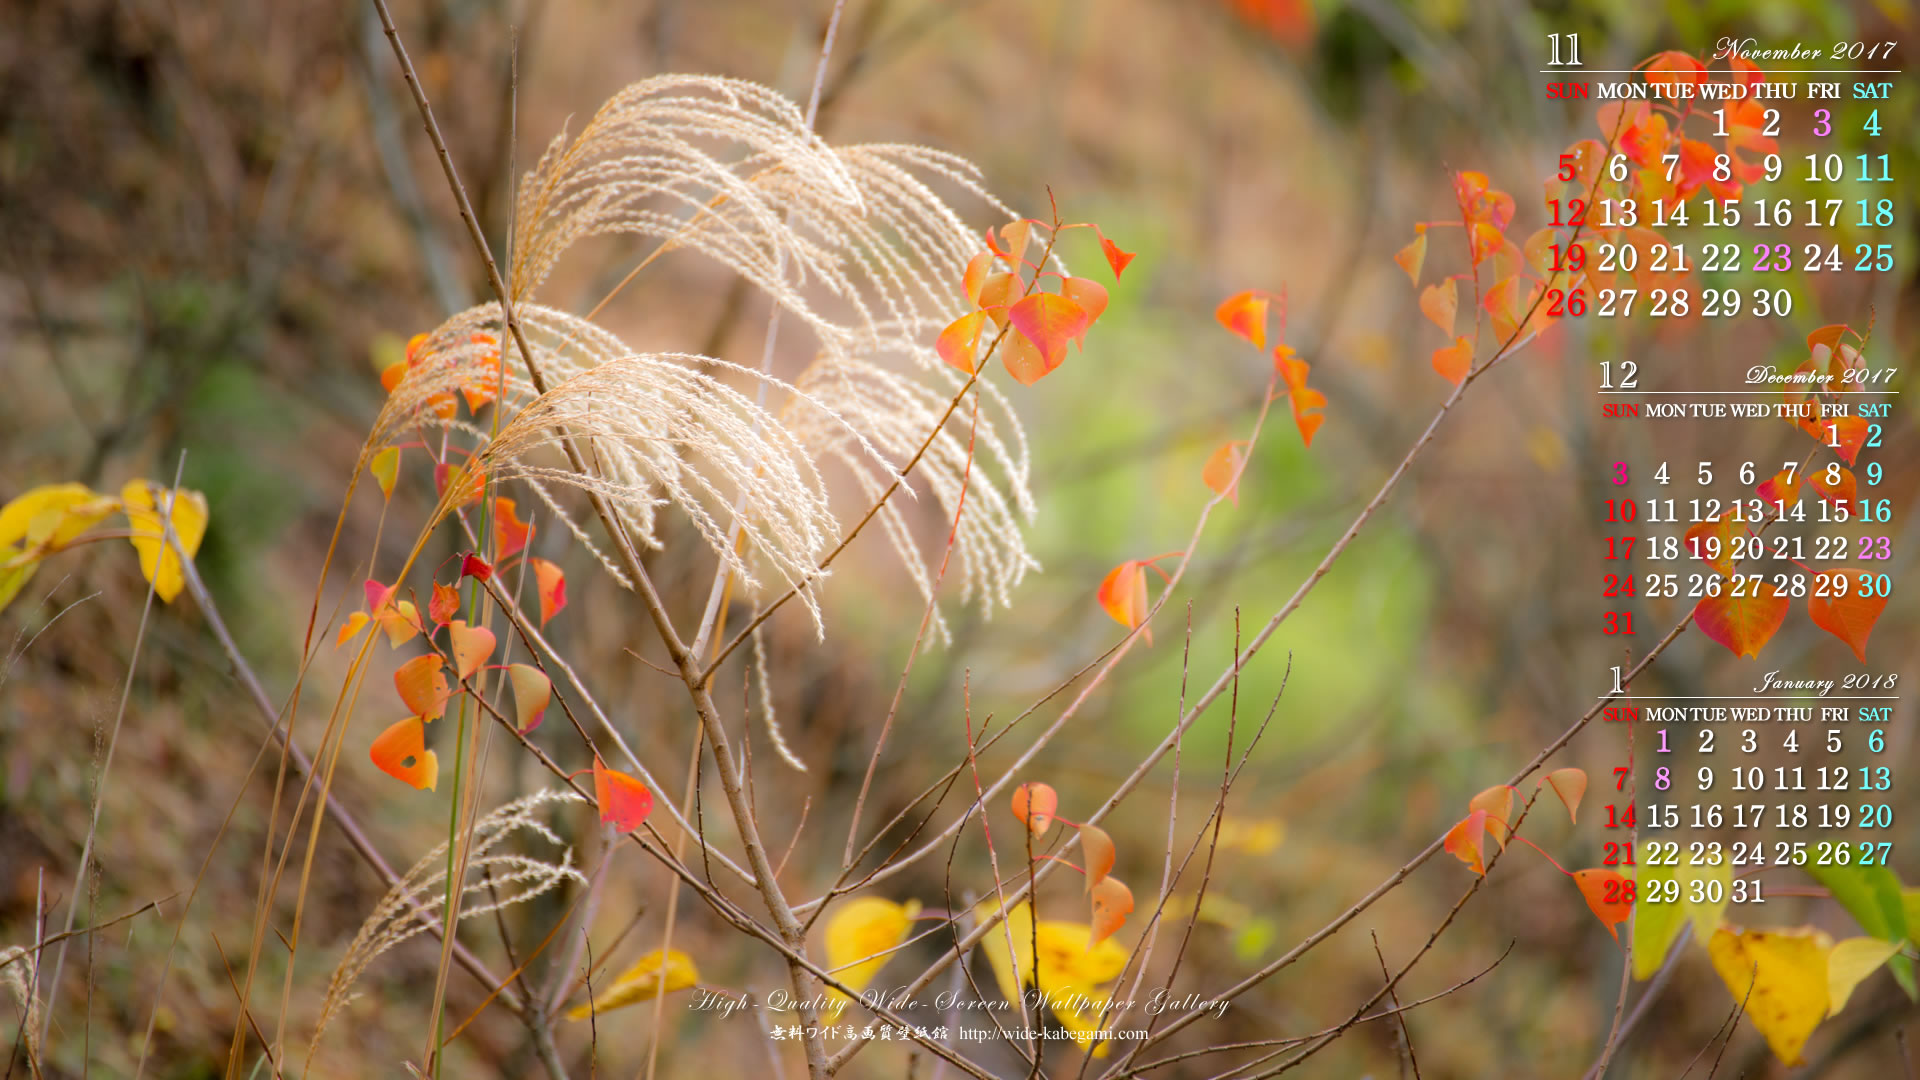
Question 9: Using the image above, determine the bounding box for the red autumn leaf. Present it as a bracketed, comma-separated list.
[1571, 868, 1633, 942]
[1757, 468, 1802, 509]
[507, 663, 552, 733]
[1093, 225, 1135, 279]
[1079, 824, 1116, 890]
[370, 716, 438, 791]
[1675, 138, 1732, 200]
[1202, 441, 1249, 504]
[364, 580, 423, 647]
[1431, 336, 1474, 385]
[962, 251, 997, 307]
[1011, 781, 1058, 834]
[493, 497, 533, 560]
[1728, 53, 1763, 89]
[1819, 415, 1870, 467]
[1684, 515, 1737, 577]
[1807, 466, 1856, 508]
[593, 756, 653, 832]
[1444, 809, 1489, 876]
[1393, 229, 1427, 287]
[1693, 584, 1790, 659]
[1546, 767, 1587, 824]
[394, 653, 451, 721]
[1469, 785, 1516, 848]
[1089, 875, 1134, 947]
[936, 310, 989, 375]
[449, 620, 496, 681]
[429, 581, 461, 626]
[1215, 290, 1269, 349]
[1808, 567, 1888, 663]
[531, 557, 567, 627]
[1008, 293, 1089, 373]
[1097, 560, 1152, 641]
[1060, 276, 1109, 343]
[1419, 280, 1457, 336]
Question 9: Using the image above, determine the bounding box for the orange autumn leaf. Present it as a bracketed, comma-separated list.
[1011, 781, 1058, 835]
[531, 557, 567, 627]
[1431, 336, 1474, 385]
[1469, 223, 1506, 266]
[1096, 560, 1152, 641]
[1547, 768, 1587, 824]
[370, 716, 437, 791]
[449, 619, 496, 681]
[996, 220, 1032, 267]
[1807, 466, 1856, 508]
[1419, 280, 1457, 336]
[593, 756, 654, 832]
[508, 663, 552, 733]
[1819, 415, 1870, 467]
[1693, 584, 1790, 659]
[335, 612, 371, 649]
[1571, 868, 1634, 942]
[429, 582, 461, 626]
[1757, 468, 1801, 508]
[977, 272, 1019, 329]
[1060, 277, 1109, 343]
[1643, 50, 1708, 86]
[364, 580, 423, 647]
[1468, 785, 1515, 848]
[1079, 824, 1116, 890]
[1000, 332, 1051, 386]
[1805, 324, 1850, 354]
[1683, 515, 1737, 577]
[1202, 441, 1249, 504]
[1273, 345, 1325, 447]
[394, 653, 451, 721]
[962, 251, 997, 307]
[493, 497, 533, 560]
[1089, 875, 1133, 947]
[1444, 809, 1490, 876]
[1214, 291, 1269, 349]
[1393, 229, 1427, 287]
[1093, 225, 1136, 279]
[936, 310, 988, 375]
[1008, 293, 1089, 373]
[1454, 170, 1516, 231]
[1808, 568, 1888, 663]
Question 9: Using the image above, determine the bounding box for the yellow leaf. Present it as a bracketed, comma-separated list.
[1681, 854, 1731, 941]
[120, 480, 208, 603]
[972, 899, 1131, 1054]
[1632, 863, 1682, 980]
[370, 447, 401, 500]
[566, 948, 699, 1019]
[0, 483, 118, 549]
[823, 897, 920, 1016]
[1828, 936, 1902, 1014]
[1707, 924, 1833, 1065]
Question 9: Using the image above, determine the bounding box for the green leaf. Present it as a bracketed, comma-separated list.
[1806, 863, 1906, 988]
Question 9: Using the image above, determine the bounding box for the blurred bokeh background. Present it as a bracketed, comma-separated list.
[3, 0, 1917, 1075]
